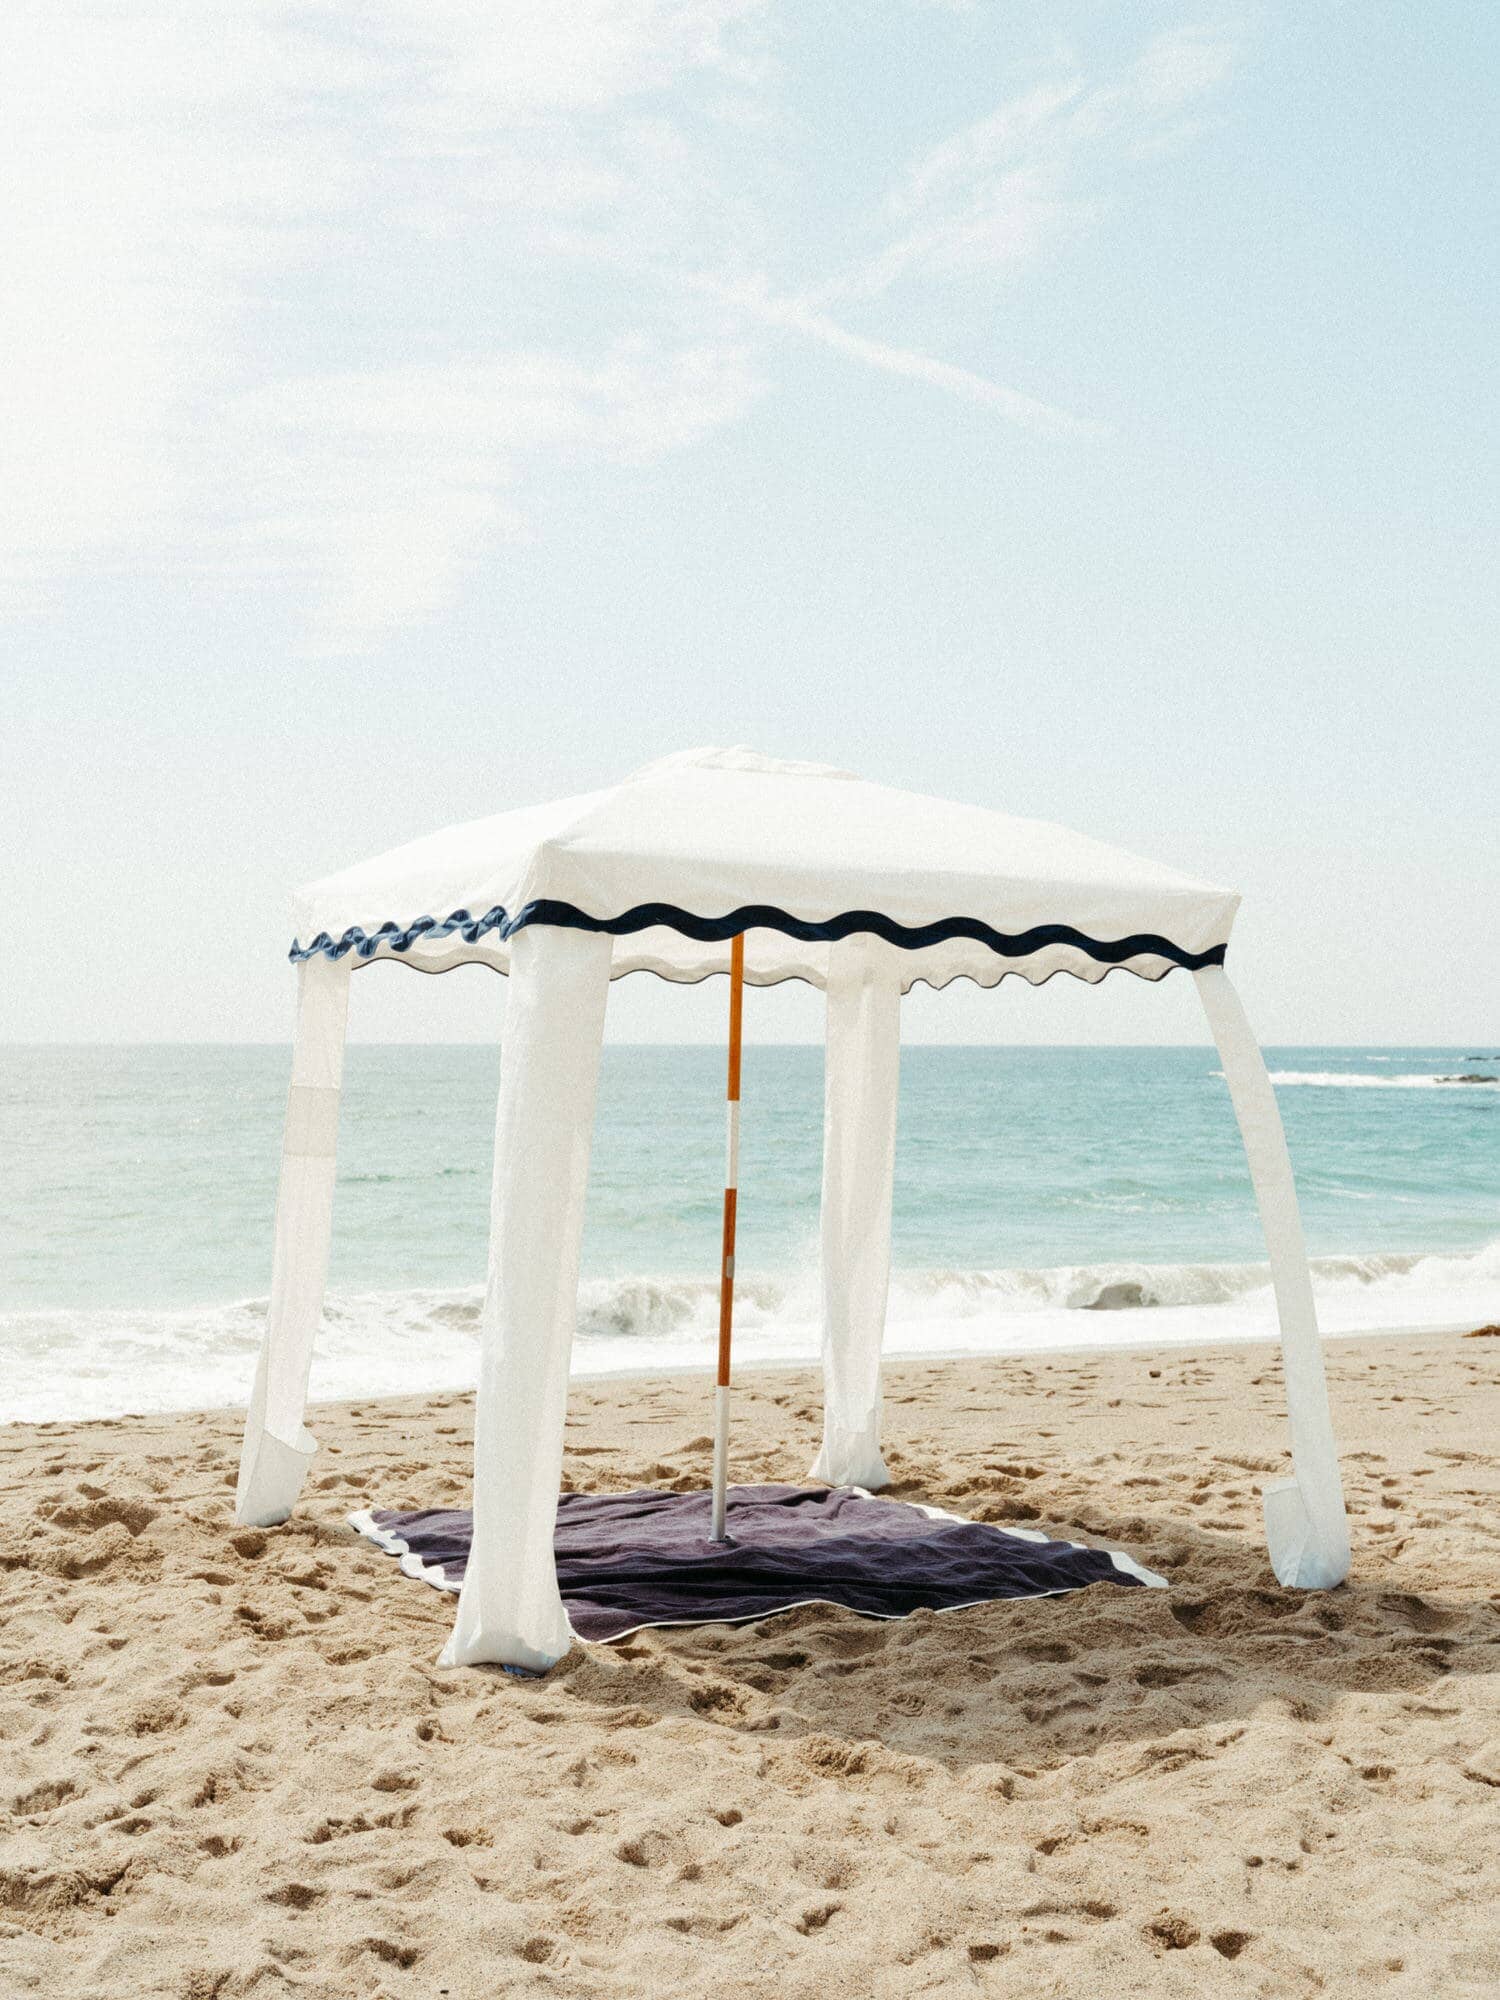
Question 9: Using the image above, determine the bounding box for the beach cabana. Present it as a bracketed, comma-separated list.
[236, 747, 1350, 1669]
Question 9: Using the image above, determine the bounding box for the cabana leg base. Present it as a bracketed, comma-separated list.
[440, 926, 612, 1671]
[235, 955, 350, 1528]
[1195, 965, 1350, 1588]
[813, 937, 901, 1496]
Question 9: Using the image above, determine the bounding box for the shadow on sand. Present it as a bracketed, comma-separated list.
[544, 1496, 1500, 1779]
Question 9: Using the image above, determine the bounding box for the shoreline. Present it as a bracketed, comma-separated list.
[0, 1316, 1486, 1437]
[482, 1315, 1491, 1392]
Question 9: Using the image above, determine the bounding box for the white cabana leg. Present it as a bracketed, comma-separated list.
[235, 955, 351, 1527]
[441, 925, 612, 1672]
[1195, 965, 1350, 1588]
[810, 936, 902, 1491]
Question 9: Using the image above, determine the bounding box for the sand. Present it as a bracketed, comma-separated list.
[2, 1329, 1498, 1999]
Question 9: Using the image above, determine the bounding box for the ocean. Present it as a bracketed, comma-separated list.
[2, 1045, 1497, 1425]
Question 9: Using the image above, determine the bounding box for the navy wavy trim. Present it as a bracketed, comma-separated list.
[290, 900, 1227, 973]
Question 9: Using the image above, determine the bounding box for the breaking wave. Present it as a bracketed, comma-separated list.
[4, 1237, 1497, 1425]
[1264, 1071, 1500, 1091]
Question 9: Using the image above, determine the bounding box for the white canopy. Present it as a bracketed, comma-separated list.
[291, 746, 1239, 992]
[239, 748, 1349, 1672]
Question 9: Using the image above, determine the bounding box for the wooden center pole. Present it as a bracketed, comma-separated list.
[710, 932, 745, 1543]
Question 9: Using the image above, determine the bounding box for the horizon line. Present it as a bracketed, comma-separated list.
[2, 1041, 1488, 1053]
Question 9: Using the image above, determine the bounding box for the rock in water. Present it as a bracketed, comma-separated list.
[1084, 1279, 1150, 1311]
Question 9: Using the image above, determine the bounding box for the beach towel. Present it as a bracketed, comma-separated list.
[349, 1483, 1165, 1643]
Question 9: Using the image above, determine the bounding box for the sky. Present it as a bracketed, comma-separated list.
[3, 0, 1495, 1047]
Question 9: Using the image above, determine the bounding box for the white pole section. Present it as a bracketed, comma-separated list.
[440, 925, 613, 1672]
[235, 953, 351, 1527]
[1195, 964, 1351, 1588]
[710, 932, 745, 1543]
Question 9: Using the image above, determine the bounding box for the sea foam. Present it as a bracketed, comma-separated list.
[4, 1237, 1496, 1427]
[1263, 1071, 1500, 1090]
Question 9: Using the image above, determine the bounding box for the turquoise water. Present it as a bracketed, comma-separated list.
[2, 1045, 1498, 1421]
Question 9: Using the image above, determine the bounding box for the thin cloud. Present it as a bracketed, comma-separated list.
[366, 0, 768, 118]
[853, 24, 1241, 296]
[0, 0, 769, 642]
[0, 3, 362, 612]
[226, 344, 764, 655]
[0, 5, 1233, 649]
[729, 288, 1105, 440]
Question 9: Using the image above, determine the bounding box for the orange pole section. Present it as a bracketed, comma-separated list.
[715, 1190, 737, 1389]
[726, 931, 744, 1100]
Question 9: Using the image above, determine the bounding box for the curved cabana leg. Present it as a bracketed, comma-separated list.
[1194, 965, 1350, 1587]
[441, 925, 612, 1672]
[236, 954, 351, 1526]
[810, 936, 902, 1491]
